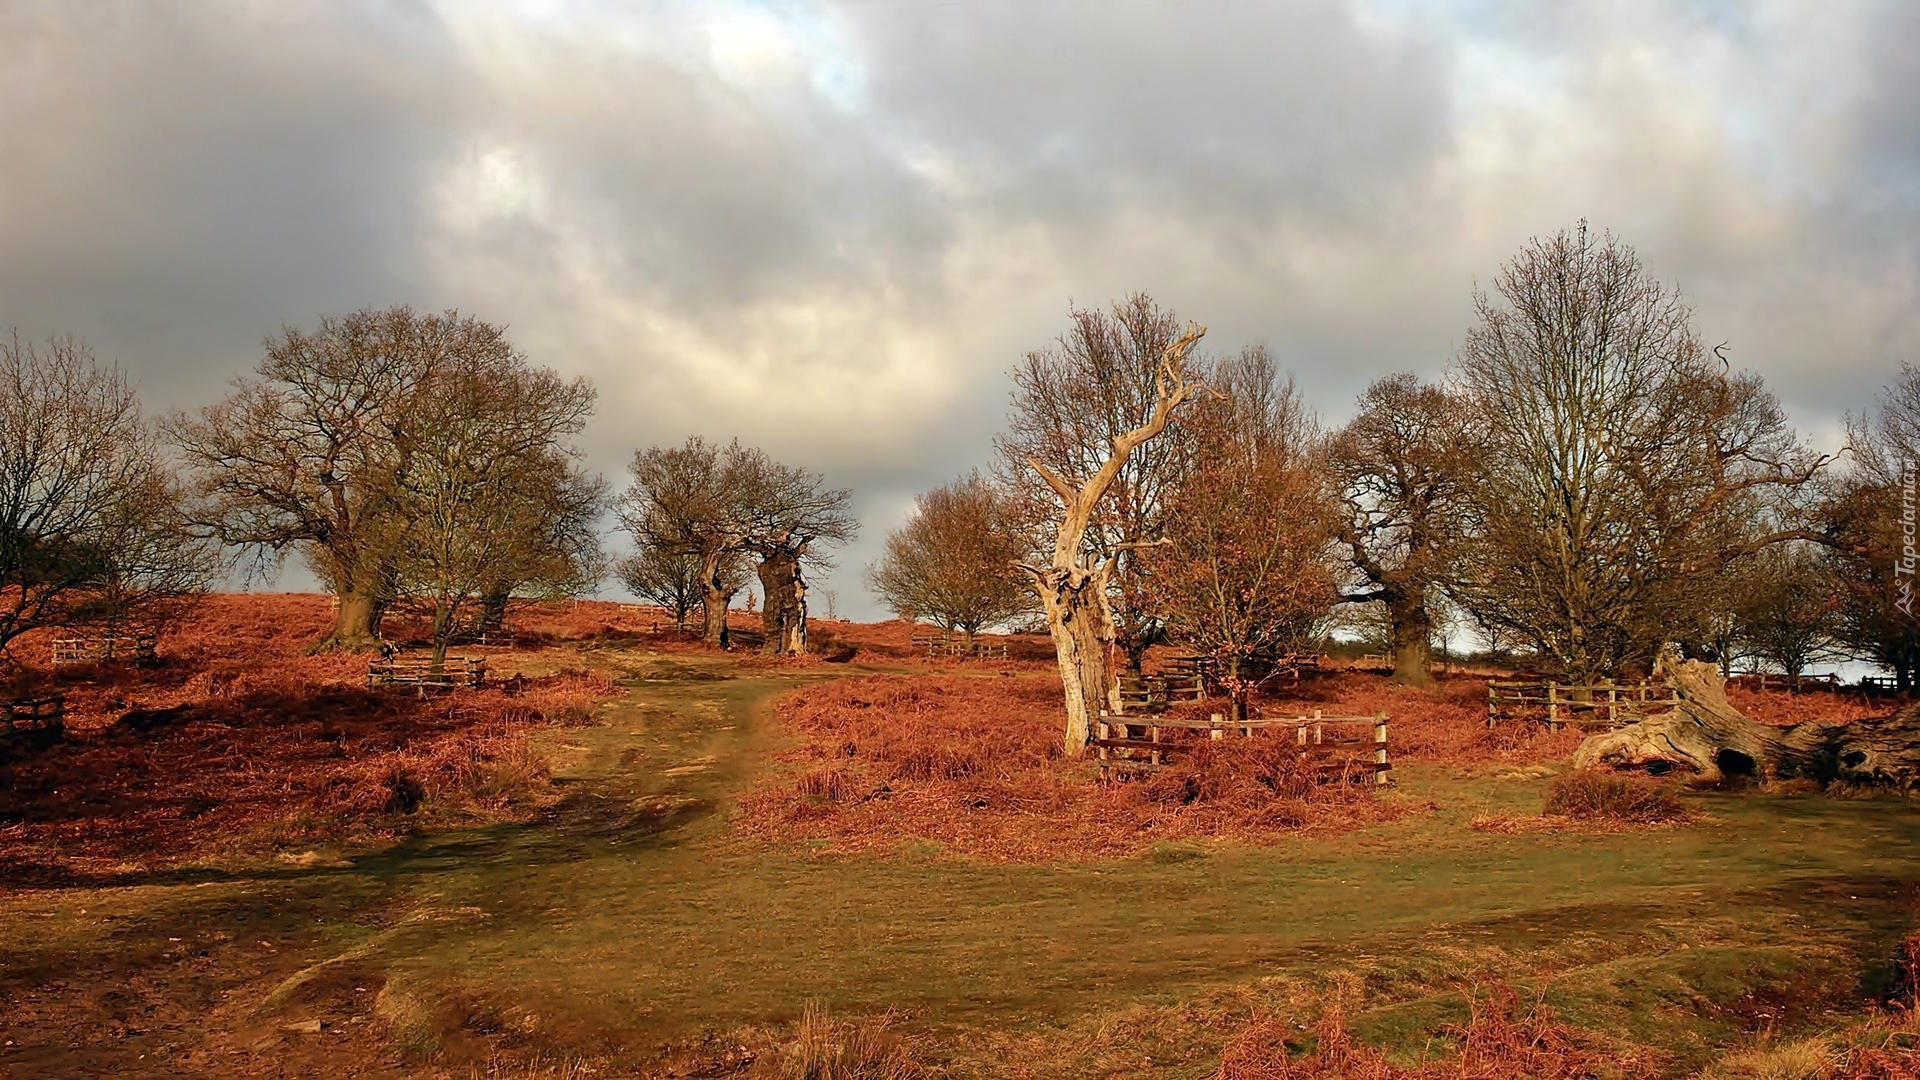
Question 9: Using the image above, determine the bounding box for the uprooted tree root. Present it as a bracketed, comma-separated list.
[1576, 651, 1920, 789]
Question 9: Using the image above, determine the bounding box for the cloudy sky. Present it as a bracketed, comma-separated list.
[2, 1, 1915, 616]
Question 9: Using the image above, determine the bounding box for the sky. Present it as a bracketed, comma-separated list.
[2, 1, 1916, 619]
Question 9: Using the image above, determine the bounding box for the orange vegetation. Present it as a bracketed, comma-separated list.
[736, 672, 1409, 862]
[1213, 984, 1662, 1079]
[0, 594, 616, 884]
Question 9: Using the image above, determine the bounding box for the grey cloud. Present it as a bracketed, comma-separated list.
[0, 1, 1915, 617]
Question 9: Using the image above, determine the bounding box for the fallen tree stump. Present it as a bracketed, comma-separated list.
[1573, 649, 1920, 787]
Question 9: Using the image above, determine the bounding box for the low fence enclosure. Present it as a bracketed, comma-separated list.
[909, 628, 1010, 659]
[1485, 679, 1679, 731]
[51, 631, 157, 666]
[1093, 710, 1390, 786]
[366, 655, 488, 690]
[1, 694, 65, 750]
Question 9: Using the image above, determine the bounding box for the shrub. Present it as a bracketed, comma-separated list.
[1544, 771, 1689, 823]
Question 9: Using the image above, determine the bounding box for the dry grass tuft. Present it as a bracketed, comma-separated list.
[1543, 771, 1691, 824]
[783, 1003, 921, 1080]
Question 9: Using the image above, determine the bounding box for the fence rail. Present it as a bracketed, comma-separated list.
[367, 655, 488, 690]
[51, 632, 157, 666]
[1486, 679, 1678, 731]
[1094, 709, 1390, 786]
[1, 694, 64, 751]
[909, 630, 1010, 659]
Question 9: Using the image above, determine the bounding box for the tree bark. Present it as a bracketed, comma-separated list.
[1029, 563, 1118, 754]
[1388, 594, 1432, 686]
[479, 588, 511, 635]
[1574, 649, 1920, 786]
[756, 546, 808, 655]
[699, 551, 734, 649]
[325, 590, 380, 649]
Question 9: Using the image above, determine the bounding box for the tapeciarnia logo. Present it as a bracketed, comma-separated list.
[1898, 459, 1917, 618]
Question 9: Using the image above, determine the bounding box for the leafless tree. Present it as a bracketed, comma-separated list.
[1150, 346, 1338, 721]
[867, 471, 1033, 646]
[618, 438, 853, 653]
[618, 544, 740, 632]
[1451, 224, 1826, 682]
[1327, 374, 1473, 685]
[729, 445, 857, 655]
[619, 438, 745, 647]
[170, 306, 524, 648]
[1824, 364, 1920, 687]
[995, 294, 1199, 673]
[382, 336, 599, 666]
[1728, 543, 1845, 687]
[1014, 317, 1208, 757]
[0, 334, 217, 663]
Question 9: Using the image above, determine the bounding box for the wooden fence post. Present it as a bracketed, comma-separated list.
[1209, 712, 1223, 742]
[1374, 712, 1389, 786]
[1547, 682, 1560, 732]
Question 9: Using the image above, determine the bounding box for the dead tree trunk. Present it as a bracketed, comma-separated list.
[1574, 649, 1920, 786]
[1016, 323, 1207, 758]
[754, 537, 810, 655]
[698, 550, 735, 649]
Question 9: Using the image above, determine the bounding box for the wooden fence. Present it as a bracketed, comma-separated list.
[909, 630, 1010, 659]
[366, 655, 488, 690]
[1, 694, 65, 750]
[1724, 672, 1842, 693]
[51, 632, 157, 666]
[1486, 679, 1679, 731]
[1093, 709, 1390, 786]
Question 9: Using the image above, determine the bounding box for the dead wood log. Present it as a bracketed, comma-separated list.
[1572, 649, 1920, 787]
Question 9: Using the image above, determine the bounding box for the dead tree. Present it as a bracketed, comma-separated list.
[1574, 648, 1920, 786]
[748, 530, 812, 655]
[1016, 323, 1207, 757]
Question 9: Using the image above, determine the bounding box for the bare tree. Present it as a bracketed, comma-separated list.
[1015, 319, 1207, 757]
[618, 438, 854, 653]
[618, 543, 741, 631]
[867, 471, 1033, 647]
[1327, 374, 1473, 685]
[995, 294, 1199, 673]
[384, 337, 599, 667]
[619, 438, 743, 648]
[0, 334, 217, 662]
[1150, 346, 1338, 721]
[1730, 543, 1845, 687]
[170, 306, 518, 648]
[730, 445, 857, 655]
[1824, 364, 1920, 687]
[1451, 224, 1825, 682]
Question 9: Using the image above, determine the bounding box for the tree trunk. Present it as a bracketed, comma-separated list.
[1574, 649, 1920, 786]
[756, 547, 808, 655]
[429, 603, 451, 673]
[325, 590, 380, 649]
[1388, 596, 1432, 686]
[1030, 564, 1117, 756]
[479, 588, 511, 635]
[699, 552, 734, 649]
